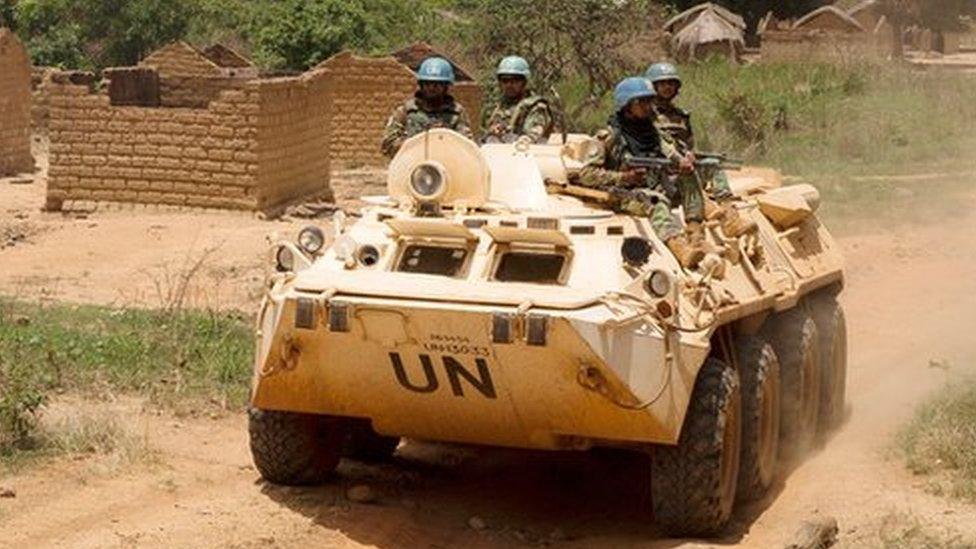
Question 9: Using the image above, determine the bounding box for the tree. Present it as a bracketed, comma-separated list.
[246, 0, 437, 70]
[460, 0, 653, 128]
[14, 0, 192, 68]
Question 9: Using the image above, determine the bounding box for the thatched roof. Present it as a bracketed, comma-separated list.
[672, 9, 744, 53]
[848, 0, 879, 17]
[665, 3, 746, 33]
[793, 6, 866, 32]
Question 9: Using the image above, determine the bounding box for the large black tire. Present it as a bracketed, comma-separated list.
[735, 335, 781, 502]
[811, 295, 847, 432]
[343, 422, 401, 462]
[248, 408, 346, 486]
[651, 357, 742, 537]
[763, 309, 821, 458]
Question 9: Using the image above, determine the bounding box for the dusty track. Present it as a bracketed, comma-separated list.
[2, 168, 976, 547]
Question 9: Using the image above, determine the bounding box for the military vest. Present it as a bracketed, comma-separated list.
[653, 103, 694, 152]
[403, 96, 465, 137]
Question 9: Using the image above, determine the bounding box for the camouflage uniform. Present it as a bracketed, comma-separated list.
[482, 93, 554, 144]
[576, 120, 703, 242]
[381, 93, 474, 158]
[653, 102, 733, 201]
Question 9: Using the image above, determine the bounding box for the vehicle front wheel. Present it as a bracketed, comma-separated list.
[651, 357, 742, 537]
[248, 408, 347, 485]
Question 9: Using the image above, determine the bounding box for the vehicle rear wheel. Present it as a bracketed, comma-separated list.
[343, 422, 401, 462]
[811, 295, 847, 432]
[651, 357, 741, 537]
[763, 309, 821, 458]
[735, 334, 781, 502]
[248, 408, 346, 485]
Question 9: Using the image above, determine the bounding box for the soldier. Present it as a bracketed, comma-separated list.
[645, 62, 756, 238]
[381, 56, 474, 158]
[482, 56, 554, 144]
[576, 77, 706, 269]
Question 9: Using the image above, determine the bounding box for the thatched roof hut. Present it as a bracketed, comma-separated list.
[848, 0, 884, 31]
[665, 2, 746, 34]
[793, 6, 866, 33]
[671, 8, 745, 62]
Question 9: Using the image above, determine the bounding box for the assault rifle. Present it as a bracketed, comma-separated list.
[623, 155, 741, 172]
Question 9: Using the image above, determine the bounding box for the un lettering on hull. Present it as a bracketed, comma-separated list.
[389, 352, 497, 399]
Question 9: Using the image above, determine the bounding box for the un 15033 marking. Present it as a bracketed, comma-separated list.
[388, 352, 497, 400]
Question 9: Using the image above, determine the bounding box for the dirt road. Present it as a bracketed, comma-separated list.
[2, 169, 976, 547]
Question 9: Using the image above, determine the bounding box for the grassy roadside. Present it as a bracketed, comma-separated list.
[897, 377, 976, 504]
[563, 59, 976, 233]
[0, 298, 252, 468]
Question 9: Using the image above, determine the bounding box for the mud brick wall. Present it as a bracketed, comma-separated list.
[159, 75, 249, 109]
[253, 70, 332, 211]
[0, 29, 34, 176]
[319, 52, 482, 166]
[141, 41, 222, 78]
[46, 72, 331, 213]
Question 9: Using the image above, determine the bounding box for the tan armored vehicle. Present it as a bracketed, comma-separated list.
[249, 130, 846, 536]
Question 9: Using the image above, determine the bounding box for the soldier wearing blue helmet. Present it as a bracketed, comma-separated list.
[482, 56, 554, 144]
[646, 62, 756, 238]
[381, 56, 473, 158]
[575, 77, 706, 268]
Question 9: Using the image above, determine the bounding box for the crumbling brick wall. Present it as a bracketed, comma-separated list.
[141, 41, 223, 78]
[319, 52, 482, 166]
[0, 28, 33, 176]
[253, 69, 332, 211]
[140, 41, 252, 108]
[46, 71, 331, 214]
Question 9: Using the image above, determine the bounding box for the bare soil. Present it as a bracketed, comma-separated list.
[2, 151, 976, 548]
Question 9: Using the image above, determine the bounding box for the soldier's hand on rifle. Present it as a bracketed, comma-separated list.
[621, 167, 648, 187]
[679, 153, 695, 175]
[489, 122, 505, 136]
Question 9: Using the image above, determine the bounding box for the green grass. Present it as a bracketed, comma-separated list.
[562, 59, 976, 233]
[898, 377, 976, 504]
[0, 298, 253, 458]
[574, 59, 976, 177]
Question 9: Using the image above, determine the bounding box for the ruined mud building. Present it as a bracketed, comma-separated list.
[46, 42, 482, 214]
[0, 29, 33, 177]
[759, 5, 893, 62]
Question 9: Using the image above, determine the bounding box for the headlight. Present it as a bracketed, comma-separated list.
[297, 226, 325, 254]
[409, 163, 447, 200]
[356, 244, 381, 267]
[275, 246, 295, 272]
[645, 270, 672, 298]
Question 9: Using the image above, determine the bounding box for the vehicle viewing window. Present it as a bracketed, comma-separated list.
[494, 252, 566, 284]
[396, 244, 468, 277]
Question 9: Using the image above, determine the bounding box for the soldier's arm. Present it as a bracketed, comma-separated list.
[685, 112, 696, 151]
[575, 131, 625, 188]
[658, 131, 684, 163]
[522, 102, 554, 143]
[455, 107, 475, 141]
[380, 107, 408, 158]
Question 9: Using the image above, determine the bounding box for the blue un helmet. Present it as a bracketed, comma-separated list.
[613, 77, 656, 113]
[496, 55, 531, 79]
[645, 62, 682, 88]
[417, 56, 455, 84]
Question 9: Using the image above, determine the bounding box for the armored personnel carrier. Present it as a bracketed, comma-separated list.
[248, 130, 846, 536]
